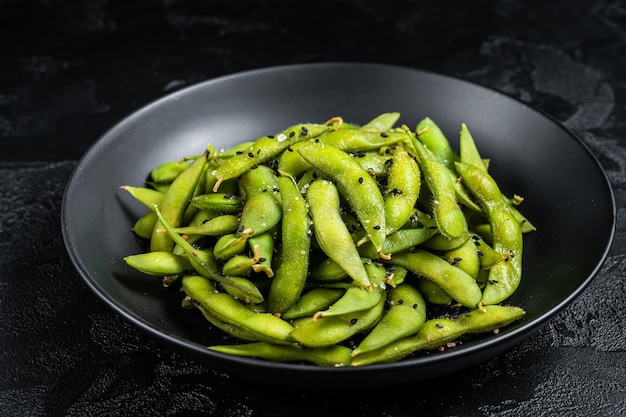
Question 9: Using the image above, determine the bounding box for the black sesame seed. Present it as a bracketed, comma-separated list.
[380, 132, 389, 137]
[373, 225, 381, 230]
[258, 257, 267, 263]
[358, 177, 364, 184]
[397, 299, 404, 304]
[289, 131, 295, 137]
[287, 147, 294, 152]
[236, 151, 244, 155]
[247, 152, 254, 158]
[412, 303, 418, 309]
[350, 318, 358, 325]
[487, 279, 499, 284]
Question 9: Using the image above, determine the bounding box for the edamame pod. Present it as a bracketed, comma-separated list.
[455, 162, 523, 305]
[290, 296, 385, 348]
[306, 179, 371, 288]
[182, 275, 293, 343]
[281, 287, 345, 320]
[351, 305, 526, 366]
[268, 175, 312, 314]
[384, 147, 421, 235]
[213, 121, 337, 190]
[172, 214, 239, 236]
[210, 342, 353, 367]
[406, 129, 467, 240]
[150, 159, 194, 183]
[190, 193, 245, 214]
[124, 251, 190, 276]
[388, 249, 482, 308]
[155, 206, 263, 303]
[415, 117, 458, 170]
[150, 151, 209, 252]
[238, 192, 282, 237]
[313, 261, 386, 319]
[298, 143, 388, 258]
[352, 282, 426, 356]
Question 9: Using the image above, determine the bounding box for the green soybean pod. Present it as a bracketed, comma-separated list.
[415, 117, 458, 170]
[417, 279, 453, 305]
[406, 129, 467, 240]
[442, 237, 481, 280]
[298, 143, 388, 259]
[384, 147, 421, 235]
[182, 275, 293, 344]
[172, 214, 239, 237]
[131, 211, 158, 239]
[238, 192, 282, 237]
[209, 342, 353, 367]
[455, 162, 523, 305]
[150, 159, 194, 183]
[308, 258, 349, 282]
[459, 122, 488, 171]
[313, 260, 386, 319]
[268, 175, 312, 314]
[150, 151, 208, 252]
[351, 151, 392, 178]
[155, 206, 263, 303]
[357, 228, 437, 259]
[306, 179, 371, 289]
[388, 249, 482, 308]
[360, 112, 401, 131]
[120, 185, 165, 209]
[281, 287, 345, 320]
[352, 282, 426, 356]
[212, 121, 337, 191]
[190, 193, 245, 214]
[239, 164, 281, 200]
[249, 231, 276, 278]
[351, 305, 526, 366]
[124, 251, 190, 276]
[290, 296, 386, 348]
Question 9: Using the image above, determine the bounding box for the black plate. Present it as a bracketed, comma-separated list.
[61, 63, 615, 387]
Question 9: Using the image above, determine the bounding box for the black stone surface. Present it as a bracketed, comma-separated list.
[1, 1, 625, 415]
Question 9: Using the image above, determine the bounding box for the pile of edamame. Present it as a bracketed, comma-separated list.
[121, 112, 534, 367]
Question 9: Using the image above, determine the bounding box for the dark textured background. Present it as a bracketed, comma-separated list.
[1, 0, 625, 416]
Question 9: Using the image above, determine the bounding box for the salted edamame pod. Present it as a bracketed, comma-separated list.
[388, 249, 482, 308]
[298, 143, 388, 259]
[455, 162, 523, 305]
[212, 120, 338, 191]
[405, 128, 467, 240]
[352, 282, 426, 356]
[306, 179, 371, 288]
[268, 175, 312, 314]
[150, 151, 209, 252]
[182, 275, 293, 344]
[351, 305, 526, 366]
[384, 147, 421, 235]
[290, 296, 385, 348]
[124, 251, 190, 276]
[209, 342, 353, 367]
